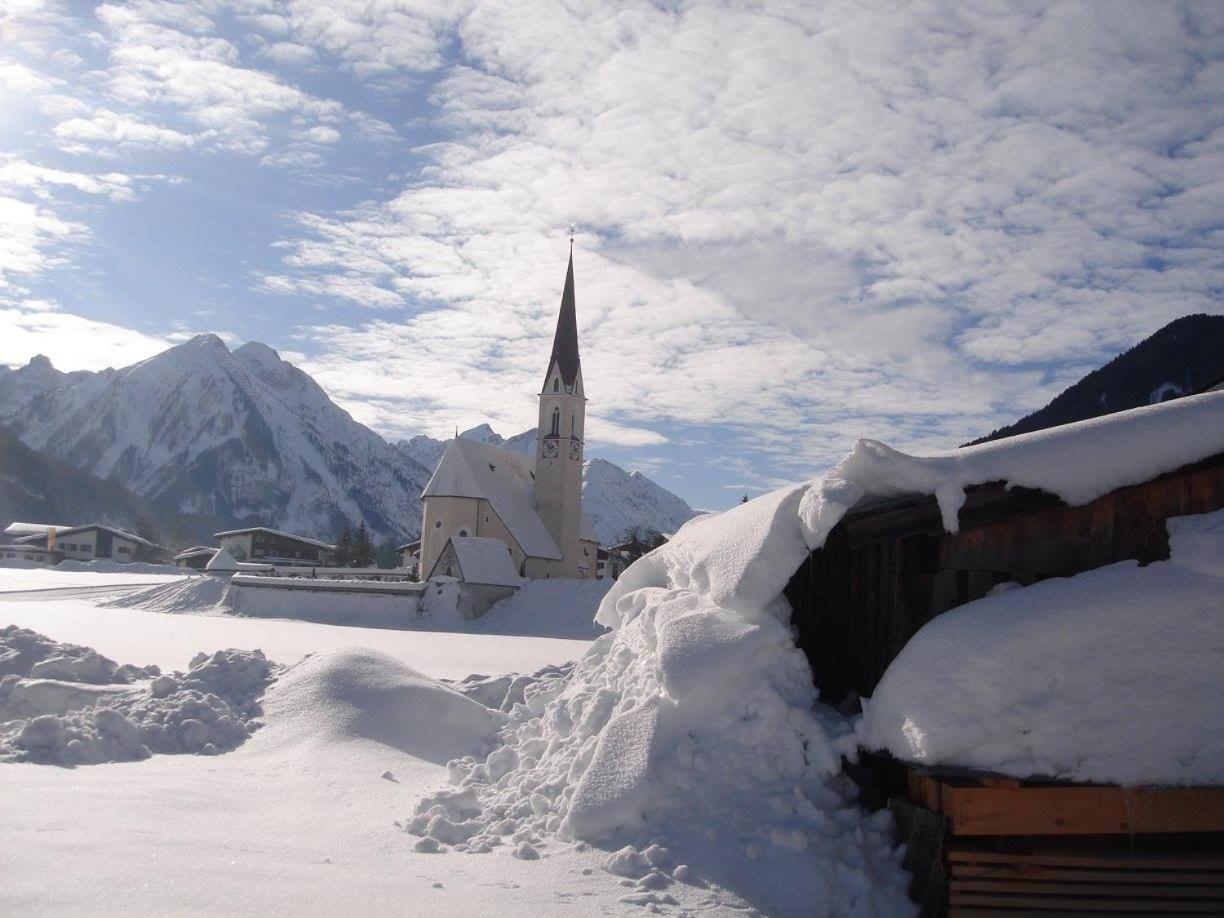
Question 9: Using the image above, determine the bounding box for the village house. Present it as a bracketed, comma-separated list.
[8, 523, 162, 564]
[172, 546, 219, 570]
[418, 250, 600, 581]
[212, 527, 336, 567]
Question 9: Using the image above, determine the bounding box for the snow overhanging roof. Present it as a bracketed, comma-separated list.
[423, 438, 562, 560]
[446, 536, 521, 586]
[16, 523, 157, 548]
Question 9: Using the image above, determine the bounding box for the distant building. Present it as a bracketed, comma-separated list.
[213, 527, 336, 567]
[0, 543, 60, 565]
[418, 250, 600, 581]
[12, 524, 162, 563]
[396, 539, 421, 573]
[173, 546, 219, 570]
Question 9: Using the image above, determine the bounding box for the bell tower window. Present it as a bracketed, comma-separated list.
[550, 406, 560, 437]
[553, 378, 559, 392]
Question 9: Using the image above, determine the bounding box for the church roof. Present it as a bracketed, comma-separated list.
[442, 536, 521, 587]
[546, 251, 581, 388]
[422, 437, 563, 560]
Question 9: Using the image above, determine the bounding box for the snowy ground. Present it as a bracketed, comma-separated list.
[0, 562, 185, 594]
[0, 568, 827, 915]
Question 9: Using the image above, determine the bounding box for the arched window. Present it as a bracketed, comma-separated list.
[550, 406, 560, 437]
[553, 378, 559, 392]
[459, 529, 468, 537]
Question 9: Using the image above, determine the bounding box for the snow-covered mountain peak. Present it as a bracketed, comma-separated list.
[460, 423, 503, 445]
[1, 336, 432, 543]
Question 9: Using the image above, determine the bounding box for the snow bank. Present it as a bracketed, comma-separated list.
[860, 509, 1224, 786]
[406, 490, 912, 913]
[0, 627, 274, 766]
[102, 575, 228, 614]
[55, 559, 183, 575]
[226, 580, 422, 628]
[257, 648, 502, 763]
[467, 579, 611, 639]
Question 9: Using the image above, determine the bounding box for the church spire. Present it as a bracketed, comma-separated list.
[546, 249, 580, 388]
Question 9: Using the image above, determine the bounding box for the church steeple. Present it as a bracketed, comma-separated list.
[545, 248, 580, 390]
[533, 247, 588, 573]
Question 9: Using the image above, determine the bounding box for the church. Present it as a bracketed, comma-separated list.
[418, 250, 601, 581]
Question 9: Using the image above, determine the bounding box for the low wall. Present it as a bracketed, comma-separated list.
[225, 575, 425, 628]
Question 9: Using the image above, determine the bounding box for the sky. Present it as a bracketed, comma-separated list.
[1, 0, 1222, 511]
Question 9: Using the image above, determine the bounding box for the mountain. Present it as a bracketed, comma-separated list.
[0, 424, 162, 541]
[0, 335, 432, 544]
[972, 314, 1224, 445]
[399, 426, 698, 545]
[581, 457, 699, 544]
[1, 337, 695, 548]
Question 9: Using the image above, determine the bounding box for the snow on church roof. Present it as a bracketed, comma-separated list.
[445, 536, 521, 587]
[422, 437, 564, 560]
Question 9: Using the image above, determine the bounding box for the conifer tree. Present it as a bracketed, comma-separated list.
[353, 521, 374, 567]
[334, 526, 353, 566]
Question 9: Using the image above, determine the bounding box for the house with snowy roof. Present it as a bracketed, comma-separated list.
[418, 249, 600, 581]
[12, 523, 162, 563]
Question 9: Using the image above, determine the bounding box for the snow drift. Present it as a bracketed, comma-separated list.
[103, 574, 228, 614]
[405, 392, 1223, 912]
[859, 509, 1224, 785]
[0, 626, 274, 766]
[257, 648, 502, 763]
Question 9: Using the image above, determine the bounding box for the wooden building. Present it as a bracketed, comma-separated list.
[213, 527, 336, 567]
[785, 450, 1224, 704]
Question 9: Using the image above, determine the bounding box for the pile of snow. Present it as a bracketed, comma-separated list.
[55, 559, 183, 575]
[859, 509, 1224, 786]
[401, 394, 1224, 911]
[0, 627, 274, 766]
[405, 488, 912, 913]
[0, 625, 157, 684]
[465, 579, 611, 639]
[256, 648, 502, 762]
[102, 575, 229, 614]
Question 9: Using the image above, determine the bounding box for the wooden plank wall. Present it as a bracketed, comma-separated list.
[785, 453, 1224, 701]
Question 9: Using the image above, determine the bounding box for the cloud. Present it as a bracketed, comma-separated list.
[53, 108, 201, 155]
[0, 154, 152, 288]
[0, 298, 169, 370]
[255, 0, 1224, 486]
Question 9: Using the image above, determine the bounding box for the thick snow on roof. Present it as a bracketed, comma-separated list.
[860, 509, 1224, 785]
[446, 537, 521, 587]
[801, 390, 1224, 545]
[423, 438, 562, 560]
[4, 522, 72, 537]
[16, 523, 157, 548]
[212, 527, 335, 550]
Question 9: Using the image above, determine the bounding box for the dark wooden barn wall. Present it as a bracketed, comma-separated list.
[785, 453, 1224, 703]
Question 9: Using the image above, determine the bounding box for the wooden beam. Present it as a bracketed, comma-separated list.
[938, 784, 1224, 836]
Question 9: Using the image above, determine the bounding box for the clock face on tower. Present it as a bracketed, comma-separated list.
[569, 440, 582, 461]
[542, 439, 558, 459]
